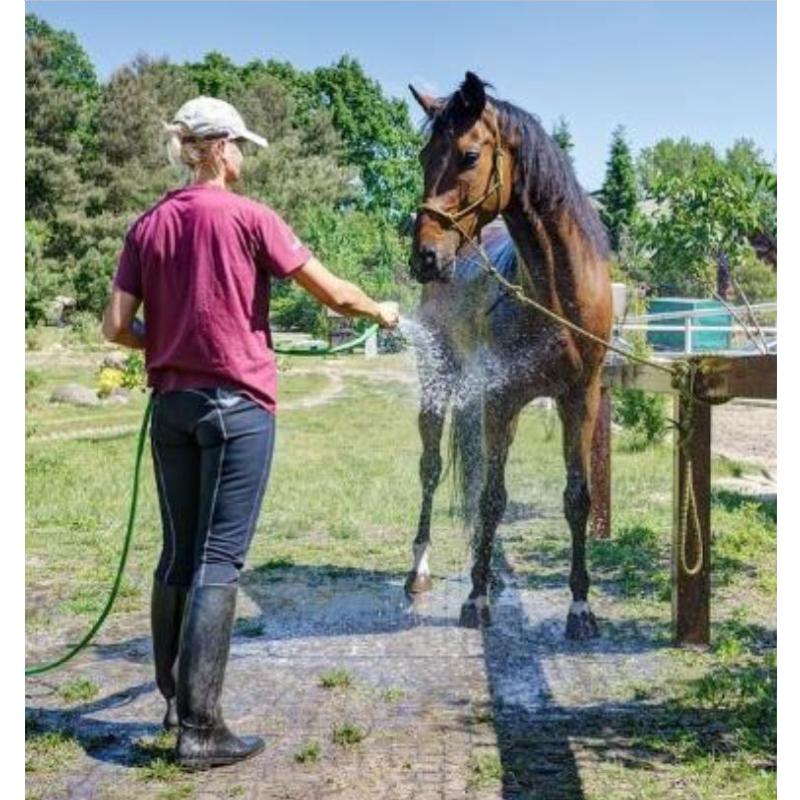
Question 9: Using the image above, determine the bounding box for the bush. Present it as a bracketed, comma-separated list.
[65, 310, 102, 348]
[732, 248, 777, 304]
[612, 388, 668, 450]
[121, 352, 146, 389]
[97, 367, 123, 397]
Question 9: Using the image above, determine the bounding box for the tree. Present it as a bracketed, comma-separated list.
[25, 13, 97, 96]
[308, 56, 422, 219]
[25, 13, 99, 158]
[599, 126, 638, 252]
[551, 117, 575, 165]
[24, 19, 425, 330]
[637, 153, 777, 296]
[637, 136, 717, 195]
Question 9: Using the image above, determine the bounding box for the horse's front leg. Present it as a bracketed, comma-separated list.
[459, 404, 516, 628]
[406, 391, 449, 595]
[558, 379, 602, 640]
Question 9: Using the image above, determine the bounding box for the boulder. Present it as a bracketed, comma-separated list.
[46, 296, 77, 327]
[50, 383, 100, 407]
[105, 388, 130, 405]
[101, 351, 127, 370]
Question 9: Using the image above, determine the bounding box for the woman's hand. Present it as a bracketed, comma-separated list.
[375, 302, 400, 329]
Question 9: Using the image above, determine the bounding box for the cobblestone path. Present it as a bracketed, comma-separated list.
[27, 523, 684, 800]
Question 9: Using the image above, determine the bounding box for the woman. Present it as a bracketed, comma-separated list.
[102, 96, 399, 770]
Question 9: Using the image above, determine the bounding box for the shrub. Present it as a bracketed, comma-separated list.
[97, 367, 123, 397]
[121, 352, 146, 389]
[65, 310, 102, 347]
[612, 388, 668, 450]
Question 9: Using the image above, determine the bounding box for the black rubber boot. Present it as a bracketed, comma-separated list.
[176, 584, 265, 770]
[151, 580, 188, 730]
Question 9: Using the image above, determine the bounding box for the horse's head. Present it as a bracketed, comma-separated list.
[409, 71, 512, 283]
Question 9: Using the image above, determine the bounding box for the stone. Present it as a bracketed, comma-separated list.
[105, 388, 130, 405]
[101, 351, 127, 370]
[50, 383, 100, 407]
[46, 295, 76, 327]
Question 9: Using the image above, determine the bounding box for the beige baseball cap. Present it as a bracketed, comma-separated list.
[172, 96, 268, 148]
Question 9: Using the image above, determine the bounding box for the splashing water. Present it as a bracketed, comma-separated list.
[397, 314, 531, 415]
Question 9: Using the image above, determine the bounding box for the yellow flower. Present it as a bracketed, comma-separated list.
[97, 367, 124, 398]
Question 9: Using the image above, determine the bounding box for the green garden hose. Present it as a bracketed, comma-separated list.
[25, 397, 153, 676]
[25, 326, 379, 676]
[273, 324, 379, 356]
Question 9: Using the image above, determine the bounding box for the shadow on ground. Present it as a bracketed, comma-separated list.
[26, 536, 775, 797]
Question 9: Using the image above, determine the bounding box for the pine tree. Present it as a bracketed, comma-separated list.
[599, 125, 638, 252]
[551, 116, 574, 166]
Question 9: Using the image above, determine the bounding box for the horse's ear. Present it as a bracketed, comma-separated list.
[457, 72, 487, 116]
[409, 84, 438, 118]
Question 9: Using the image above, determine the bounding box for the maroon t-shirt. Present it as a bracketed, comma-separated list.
[113, 184, 312, 414]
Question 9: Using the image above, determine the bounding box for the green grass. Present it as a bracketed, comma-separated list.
[155, 786, 194, 800]
[332, 722, 366, 747]
[57, 678, 99, 704]
[467, 752, 503, 788]
[25, 339, 776, 798]
[381, 687, 404, 703]
[319, 669, 354, 690]
[25, 727, 82, 773]
[294, 740, 322, 763]
[137, 758, 184, 783]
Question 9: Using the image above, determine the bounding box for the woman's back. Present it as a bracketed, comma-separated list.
[115, 184, 311, 412]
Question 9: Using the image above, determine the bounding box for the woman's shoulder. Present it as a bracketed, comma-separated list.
[125, 189, 185, 238]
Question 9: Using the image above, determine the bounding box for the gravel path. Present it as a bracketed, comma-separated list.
[711, 401, 776, 477]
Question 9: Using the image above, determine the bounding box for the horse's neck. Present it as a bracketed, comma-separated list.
[503, 203, 580, 312]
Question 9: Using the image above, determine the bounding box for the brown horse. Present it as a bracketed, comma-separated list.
[405, 72, 612, 639]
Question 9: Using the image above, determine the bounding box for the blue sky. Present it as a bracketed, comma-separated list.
[27, 1, 776, 190]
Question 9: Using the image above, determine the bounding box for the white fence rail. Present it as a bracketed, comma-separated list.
[614, 302, 777, 355]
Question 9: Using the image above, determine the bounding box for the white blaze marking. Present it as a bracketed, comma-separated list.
[569, 601, 590, 615]
[412, 542, 431, 576]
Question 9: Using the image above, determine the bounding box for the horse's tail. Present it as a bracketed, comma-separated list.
[447, 395, 485, 537]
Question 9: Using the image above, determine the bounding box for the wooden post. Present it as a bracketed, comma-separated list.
[672, 393, 711, 647]
[590, 386, 612, 539]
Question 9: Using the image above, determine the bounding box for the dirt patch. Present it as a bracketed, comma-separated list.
[712, 401, 776, 477]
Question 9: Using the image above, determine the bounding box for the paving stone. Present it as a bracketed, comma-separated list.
[26, 546, 714, 799]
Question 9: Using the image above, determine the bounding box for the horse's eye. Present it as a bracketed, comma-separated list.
[461, 151, 480, 168]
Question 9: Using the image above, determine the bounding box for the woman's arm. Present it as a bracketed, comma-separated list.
[102, 287, 146, 349]
[291, 257, 399, 328]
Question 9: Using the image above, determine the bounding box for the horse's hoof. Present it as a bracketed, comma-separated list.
[565, 603, 599, 640]
[459, 598, 491, 628]
[405, 572, 433, 595]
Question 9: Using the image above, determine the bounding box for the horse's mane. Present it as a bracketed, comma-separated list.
[426, 88, 609, 258]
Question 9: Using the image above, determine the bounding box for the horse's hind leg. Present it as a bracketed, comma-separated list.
[406, 397, 449, 595]
[459, 403, 517, 628]
[558, 378, 602, 640]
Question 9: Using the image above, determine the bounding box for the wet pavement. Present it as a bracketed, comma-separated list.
[26, 531, 682, 800]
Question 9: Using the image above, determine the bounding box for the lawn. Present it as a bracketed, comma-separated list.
[25, 330, 776, 798]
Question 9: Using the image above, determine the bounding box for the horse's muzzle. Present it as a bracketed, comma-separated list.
[410, 246, 454, 284]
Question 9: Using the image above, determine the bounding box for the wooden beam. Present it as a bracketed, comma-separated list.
[602, 361, 674, 394]
[694, 354, 776, 400]
[672, 394, 712, 647]
[590, 386, 612, 539]
[603, 354, 776, 401]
